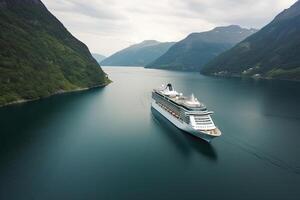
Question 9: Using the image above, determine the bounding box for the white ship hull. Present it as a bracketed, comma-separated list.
[151, 101, 219, 142]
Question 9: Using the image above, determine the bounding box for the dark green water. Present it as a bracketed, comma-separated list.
[0, 67, 300, 200]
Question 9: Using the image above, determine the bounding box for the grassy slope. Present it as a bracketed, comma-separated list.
[0, 2, 109, 105]
[147, 41, 233, 71]
[201, 13, 300, 81]
[147, 26, 257, 71]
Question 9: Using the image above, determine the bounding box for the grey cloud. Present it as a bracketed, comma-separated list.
[48, 0, 125, 20]
[42, 0, 297, 55]
[126, 0, 290, 28]
[173, 0, 294, 28]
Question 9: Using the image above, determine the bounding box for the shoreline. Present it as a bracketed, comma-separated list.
[205, 73, 300, 83]
[0, 80, 112, 108]
[145, 67, 300, 82]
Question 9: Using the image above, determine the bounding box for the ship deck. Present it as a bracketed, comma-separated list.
[154, 90, 207, 111]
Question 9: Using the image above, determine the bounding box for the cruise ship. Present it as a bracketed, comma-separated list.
[151, 84, 221, 142]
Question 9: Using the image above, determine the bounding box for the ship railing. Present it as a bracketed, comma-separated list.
[185, 111, 214, 115]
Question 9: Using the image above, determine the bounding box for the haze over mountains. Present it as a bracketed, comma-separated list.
[101, 40, 175, 66]
[201, 0, 300, 81]
[147, 25, 257, 71]
[0, 0, 108, 106]
[0, 0, 299, 108]
[92, 53, 106, 64]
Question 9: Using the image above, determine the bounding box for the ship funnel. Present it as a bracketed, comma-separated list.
[167, 83, 173, 91]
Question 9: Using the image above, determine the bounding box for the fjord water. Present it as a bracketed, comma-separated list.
[0, 67, 300, 200]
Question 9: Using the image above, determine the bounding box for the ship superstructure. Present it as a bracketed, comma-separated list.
[151, 83, 221, 142]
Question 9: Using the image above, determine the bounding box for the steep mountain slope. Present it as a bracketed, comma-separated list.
[201, 1, 300, 81]
[0, 0, 109, 106]
[147, 25, 257, 71]
[101, 40, 175, 66]
[92, 53, 106, 63]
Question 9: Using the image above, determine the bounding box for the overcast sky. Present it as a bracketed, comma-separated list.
[43, 0, 297, 56]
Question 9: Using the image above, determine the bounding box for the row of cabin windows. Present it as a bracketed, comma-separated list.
[153, 93, 190, 123]
[194, 117, 212, 125]
[194, 116, 210, 118]
[195, 122, 213, 125]
[157, 102, 181, 120]
[153, 93, 181, 113]
[195, 119, 211, 122]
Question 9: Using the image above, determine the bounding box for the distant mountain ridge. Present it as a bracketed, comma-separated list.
[92, 53, 106, 64]
[201, 0, 300, 81]
[0, 0, 109, 106]
[147, 25, 257, 71]
[128, 40, 161, 49]
[101, 40, 175, 66]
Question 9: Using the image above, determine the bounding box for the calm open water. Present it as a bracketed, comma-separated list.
[0, 67, 300, 200]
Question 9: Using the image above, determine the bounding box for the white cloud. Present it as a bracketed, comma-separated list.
[42, 0, 297, 56]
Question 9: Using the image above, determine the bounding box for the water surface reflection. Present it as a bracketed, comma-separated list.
[151, 108, 218, 161]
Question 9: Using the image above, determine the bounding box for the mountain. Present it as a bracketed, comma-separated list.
[0, 0, 109, 106]
[201, 1, 300, 81]
[92, 53, 106, 63]
[146, 25, 257, 71]
[100, 40, 175, 66]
